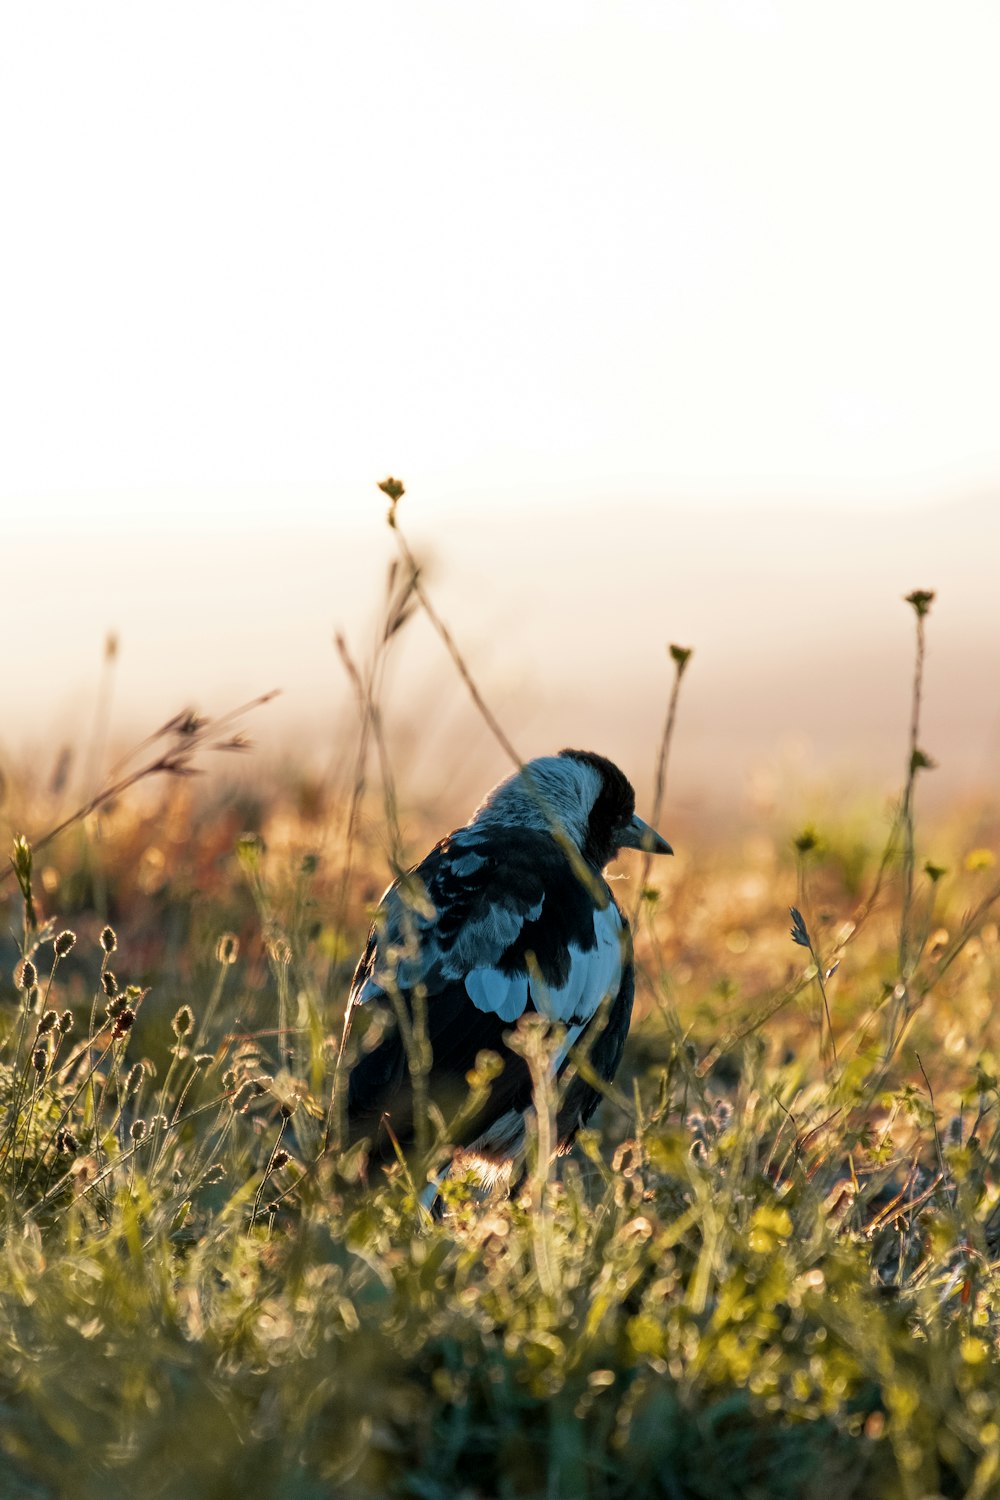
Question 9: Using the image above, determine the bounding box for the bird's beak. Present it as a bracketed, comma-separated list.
[619, 813, 673, 856]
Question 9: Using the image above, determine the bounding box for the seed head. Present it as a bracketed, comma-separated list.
[904, 589, 935, 619]
[102, 970, 118, 998]
[55, 1128, 79, 1154]
[794, 827, 820, 855]
[112, 1007, 136, 1038]
[271, 1150, 290, 1171]
[125, 1063, 145, 1098]
[54, 930, 77, 959]
[59, 1010, 74, 1034]
[378, 475, 405, 503]
[216, 932, 239, 965]
[668, 643, 693, 676]
[129, 1119, 147, 1142]
[18, 959, 37, 992]
[172, 1005, 194, 1038]
[100, 926, 118, 954]
[36, 1010, 58, 1037]
[789, 907, 811, 949]
[910, 747, 937, 774]
[32, 1047, 48, 1074]
[236, 833, 265, 872]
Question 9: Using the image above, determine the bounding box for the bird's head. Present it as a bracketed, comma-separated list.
[471, 748, 673, 869]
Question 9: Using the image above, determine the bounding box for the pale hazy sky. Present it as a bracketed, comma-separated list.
[3, 2, 999, 532]
[4, 4, 999, 815]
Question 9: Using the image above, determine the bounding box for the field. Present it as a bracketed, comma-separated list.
[2, 549, 1000, 1500]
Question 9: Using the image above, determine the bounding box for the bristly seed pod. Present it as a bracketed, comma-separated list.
[125, 1063, 145, 1098]
[171, 1005, 194, 1039]
[36, 1010, 58, 1037]
[59, 1010, 74, 1034]
[54, 930, 77, 959]
[129, 1119, 147, 1142]
[112, 1007, 136, 1038]
[101, 971, 118, 998]
[100, 925, 118, 954]
[18, 959, 37, 992]
[216, 932, 239, 965]
[32, 1047, 48, 1073]
[271, 1150, 290, 1171]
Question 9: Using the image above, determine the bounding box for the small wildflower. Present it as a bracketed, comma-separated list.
[668, 643, 693, 676]
[966, 848, 997, 874]
[904, 589, 935, 618]
[100, 925, 117, 954]
[129, 1119, 147, 1142]
[53, 930, 76, 959]
[32, 1047, 48, 1074]
[216, 932, 239, 965]
[171, 1005, 194, 1039]
[18, 959, 37, 993]
[378, 475, 405, 503]
[112, 1007, 136, 1038]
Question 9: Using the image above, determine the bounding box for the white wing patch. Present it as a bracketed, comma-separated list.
[464, 968, 530, 1023]
[462, 903, 625, 1028]
[529, 902, 625, 1024]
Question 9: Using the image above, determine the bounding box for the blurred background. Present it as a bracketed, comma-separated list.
[4, 2, 998, 831]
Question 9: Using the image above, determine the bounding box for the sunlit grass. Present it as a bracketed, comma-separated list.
[1, 505, 999, 1498]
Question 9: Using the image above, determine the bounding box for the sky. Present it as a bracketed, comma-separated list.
[3, 3, 999, 815]
[3, 1, 999, 527]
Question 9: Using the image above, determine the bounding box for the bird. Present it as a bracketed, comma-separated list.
[344, 748, 673, 1193]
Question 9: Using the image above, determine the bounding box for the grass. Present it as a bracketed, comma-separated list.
[1, 499, 1000, 1498]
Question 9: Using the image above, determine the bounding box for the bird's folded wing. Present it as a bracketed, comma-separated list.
[349, 825, 627, 1030]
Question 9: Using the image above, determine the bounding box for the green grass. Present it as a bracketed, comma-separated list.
[2, 529, 1000, 1498]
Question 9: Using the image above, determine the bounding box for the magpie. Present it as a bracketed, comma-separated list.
[345, 749, 672, 1185]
